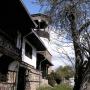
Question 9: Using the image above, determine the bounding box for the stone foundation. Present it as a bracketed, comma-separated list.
[25, 65, 49, 90]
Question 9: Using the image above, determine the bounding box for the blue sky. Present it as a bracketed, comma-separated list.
[23, 0, 41, 14]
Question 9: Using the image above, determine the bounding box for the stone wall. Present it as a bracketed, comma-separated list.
[0, 71, 16, 90]
[27, 67, 42, 90]
[20, 63, 42, 90]
[40, 79, 48, 87]
[19, 62, 49, 90]
[0, 62, 49, 90]
[25, 65, 49, 90]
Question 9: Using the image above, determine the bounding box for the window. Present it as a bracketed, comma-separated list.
[25, 43, 32, 59]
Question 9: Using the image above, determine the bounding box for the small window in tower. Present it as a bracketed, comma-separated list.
[25, 43, 32, 59]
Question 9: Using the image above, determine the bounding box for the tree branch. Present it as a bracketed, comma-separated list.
[79, 20, 90, 35]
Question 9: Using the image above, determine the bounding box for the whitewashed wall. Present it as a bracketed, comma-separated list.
[22, 39, 37, 68]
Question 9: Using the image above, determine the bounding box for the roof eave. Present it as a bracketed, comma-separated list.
[20, 0, 38, 28]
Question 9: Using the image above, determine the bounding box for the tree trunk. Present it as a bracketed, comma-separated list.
[68, 12, 84, 90]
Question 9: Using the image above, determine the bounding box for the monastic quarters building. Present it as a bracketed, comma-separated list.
[0, 0, 52, 90]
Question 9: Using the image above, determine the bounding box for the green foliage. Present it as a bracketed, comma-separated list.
[47, 71, 56, 87]
[37, 84, 73, 90]
[47, 71, 62, 86]
[37, 86, 51, 90]
[56, 66, 74, 80]
[53, 72, 62, 84]
[47, 66, 74, 87]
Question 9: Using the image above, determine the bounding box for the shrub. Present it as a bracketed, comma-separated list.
[54, 73, 62, 84]
[47, 71, 62, 86]
[47, 73, 56, 87]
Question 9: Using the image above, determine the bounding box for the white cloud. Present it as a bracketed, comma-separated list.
[40, 29, 75, 70]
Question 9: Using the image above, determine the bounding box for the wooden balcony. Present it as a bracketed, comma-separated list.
[31, 13, 51, 29]
[0, 34, 20, 60]
[37, 50, 51, 62]
[35, 30, 50, 40]
[37, 50, 53, 67]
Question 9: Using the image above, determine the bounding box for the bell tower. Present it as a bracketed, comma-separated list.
[31, 13, 51, 40]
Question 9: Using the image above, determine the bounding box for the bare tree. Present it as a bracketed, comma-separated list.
[36, 0, 90, 89]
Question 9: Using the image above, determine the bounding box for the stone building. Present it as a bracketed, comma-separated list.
[32, 13, 53, 75]
[0, 0, 52, 90]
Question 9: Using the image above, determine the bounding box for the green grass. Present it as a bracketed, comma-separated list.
[37, 84, 73, 90]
